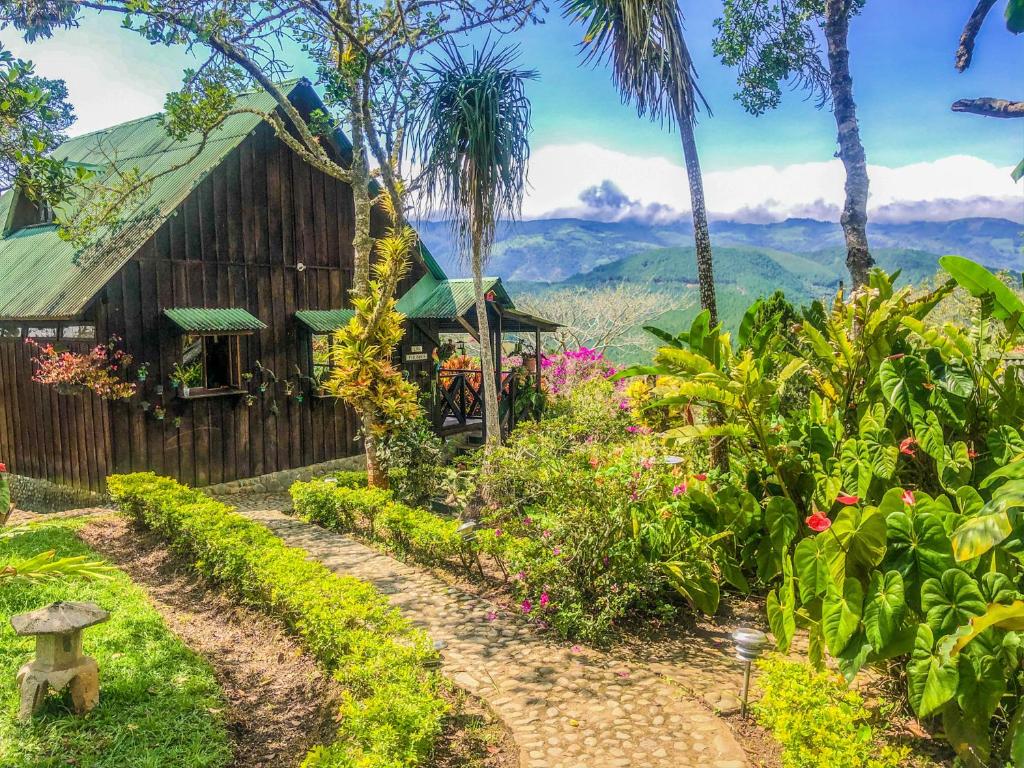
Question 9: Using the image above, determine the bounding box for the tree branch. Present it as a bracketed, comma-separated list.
[956, 0, 998, 72]
[951, 97, 1024, 118]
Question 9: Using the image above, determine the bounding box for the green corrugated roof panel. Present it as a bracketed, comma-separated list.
[0, 80, 315, 320]
[164, 307, 266, 333]
[295, 309, 355, 333]
[397, 276, 511, 319]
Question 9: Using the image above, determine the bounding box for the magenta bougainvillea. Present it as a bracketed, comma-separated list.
[541, 346, 620, 396]
[25, 336, 138, 400]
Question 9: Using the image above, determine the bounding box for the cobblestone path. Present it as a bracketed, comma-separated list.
[235, 503, 750, 768]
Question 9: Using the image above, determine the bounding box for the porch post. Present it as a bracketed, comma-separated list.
[534, 328, 542, 395]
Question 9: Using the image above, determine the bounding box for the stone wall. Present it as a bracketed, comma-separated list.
[204, 454, 367, 496]
[7, 474, 111, 514]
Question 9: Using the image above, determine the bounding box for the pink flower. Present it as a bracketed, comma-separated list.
[616, 670, 630, 678]
[494, 528, 503, 537]
[899, 437, 917, 457]
[571, 645, 582, 654]
[672, 483, 688, 497]
[515, 571, 526, 581]
[901, 489, 916, 506]
[805, 512, 832, 532]
[641, 457, 654, 470]
[522, 516, 532, 526]
[836, 493, 860, 506]
[552, 547, 561, 556]
[539, 592, 550, 607]
[542, 530, 551, 539]
[486, 611, 497, 622]
[521, 600, 532, 614]
[589, 456, 600, 470]
[693, 473, 707, 482]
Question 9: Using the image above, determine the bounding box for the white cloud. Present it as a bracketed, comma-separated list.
[524, 143, 1024, 223]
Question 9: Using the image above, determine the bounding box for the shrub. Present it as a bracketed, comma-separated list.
[379, 416, 446, 507]
[755, 656, 908, 768]
[328, 470, 369, 489]
[107, 473, 446, 768]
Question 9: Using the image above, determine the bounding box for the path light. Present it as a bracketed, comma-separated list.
[662, 455, 685, 465]
[12, 601, 110, 721]
[732, 627, 768, 718]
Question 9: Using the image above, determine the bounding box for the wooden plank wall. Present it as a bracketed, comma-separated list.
[88, 121, 426, 487]
[0, 339, 113, 492]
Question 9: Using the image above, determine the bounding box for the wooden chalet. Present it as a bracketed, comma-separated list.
[0, 80, 556, 492]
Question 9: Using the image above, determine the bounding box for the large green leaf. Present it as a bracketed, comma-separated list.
[945, 600, 1024, 656]
[979, 571, 1019, 604]
[822, 577, 863, 656]
[864, 570, 906, 649]
[942, 698, 992, 768]
[832, 504, 887, 571]
[921, 569, 986, 636]
[939, 255, 1024, 330]
[952, 511, 1013, 562]
[765, 496, 798, 555]
[939, 442, 973, 492]
[956, 652, 1006, 741]
[879, 355, 930, 426]
[661, 562, 720, 614]
[917, 410, 946, 461]
[885, 512, 956, 607]
[767, 588, 796, 653]
[1007, 0, 1024, 34]
[908, 624, 960, 718]
[987, 426, 1024, 466]
[794, 534, 843, 604]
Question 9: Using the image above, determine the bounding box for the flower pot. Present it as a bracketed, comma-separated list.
[525, 357, 538, 374]
[181, 386, 191, 398]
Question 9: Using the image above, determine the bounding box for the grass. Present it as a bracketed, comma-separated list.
[0, 520, 232, 768]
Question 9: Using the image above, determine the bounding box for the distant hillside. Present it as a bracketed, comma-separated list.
[418, 216, 1023, 282]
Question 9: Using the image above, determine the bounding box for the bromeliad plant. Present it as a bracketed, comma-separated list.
[622, 258, 1024, 765]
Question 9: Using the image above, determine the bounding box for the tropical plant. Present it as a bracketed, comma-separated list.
[713, 0, 875, 287]
[416, 43, 537, 452]
[25, 335, 138, 400]
[563, 0, 720, 325]
[621, 260, 1024, 763]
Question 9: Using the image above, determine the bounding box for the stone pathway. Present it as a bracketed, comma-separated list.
[234, 501, 751, 768]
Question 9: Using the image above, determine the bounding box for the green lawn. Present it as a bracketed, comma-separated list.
[0, 521, 232, 768]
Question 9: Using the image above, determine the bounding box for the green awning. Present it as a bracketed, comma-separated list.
[295, 309, 355, 333]
[164, 307, 266, 334]
[396, 276, 511, 319]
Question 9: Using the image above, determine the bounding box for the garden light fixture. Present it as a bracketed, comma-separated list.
[732, 627, 768, 718]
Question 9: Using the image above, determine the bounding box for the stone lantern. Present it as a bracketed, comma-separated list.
[12, 601, 110, 721]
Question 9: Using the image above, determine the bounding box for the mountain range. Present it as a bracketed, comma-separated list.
[418, 216, 1023, 285]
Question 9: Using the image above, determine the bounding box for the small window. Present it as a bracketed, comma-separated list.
[7, 191, 56, 233]
[0, 325, 21, 340]
[311, 334, 335, 387]
[60, 323, 96, 341]
[174, 334, 242, 395]
[25, 326, 58, 339]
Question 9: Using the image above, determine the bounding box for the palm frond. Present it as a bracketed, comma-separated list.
[415, 41, 537, 262]
[563, 0, 709, 127]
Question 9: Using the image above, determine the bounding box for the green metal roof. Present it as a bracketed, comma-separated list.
[396, 276, 511, 319]
[0, 78, 446, 320]
[164, 307, 266, 333]
[295, 309, 355, 333]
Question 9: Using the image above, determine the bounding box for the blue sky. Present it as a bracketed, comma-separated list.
[2, 1, 1022, 222]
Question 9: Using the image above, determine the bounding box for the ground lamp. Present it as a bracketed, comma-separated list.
[732, 627, 768, 718]
[12, 601, 110, 720]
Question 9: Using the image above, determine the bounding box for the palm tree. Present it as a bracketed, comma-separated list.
[417, 43, 537, 451]
[563, 0, 719, 326]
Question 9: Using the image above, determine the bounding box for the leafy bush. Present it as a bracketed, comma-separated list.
[379, 416, 446, 506]
[327, 470, 369, 489]
[541, 346, 620, 397]
[755, 656, 908, 768]
[107, 473, 446, 768]
[621, 261, 1024, 763]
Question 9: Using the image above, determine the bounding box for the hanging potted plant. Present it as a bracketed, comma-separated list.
[25, 336, 137, 400]
[171, 362, 201, 398]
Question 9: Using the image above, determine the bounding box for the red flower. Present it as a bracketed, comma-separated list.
[805, 512, 832, 532]
[0, 462, 7, 473]
[836, 493, 860, 506]
[968, 448, 979, 460]
[693, 473, 708, 482]
[901, 489, 916, 506]
[899, 437, 917, 457]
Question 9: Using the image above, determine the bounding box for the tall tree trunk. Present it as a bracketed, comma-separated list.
[472, 228, 501, 451]
[825, 0, 874, 289]
[678, 118, 719, 328]
[678, 114, 727, 471]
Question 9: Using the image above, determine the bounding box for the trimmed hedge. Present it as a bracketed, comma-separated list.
[290, 480, 546, 577]
[107, 473, 446, 768]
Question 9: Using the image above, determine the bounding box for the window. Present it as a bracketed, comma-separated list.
[25, 326, 58, 339]
[60, 323, 96, 341]
[7, 191, 55, 233]
[311, 334, 334, 387]
[174, 334, 242, 395]
[0, 325, 21, 341]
